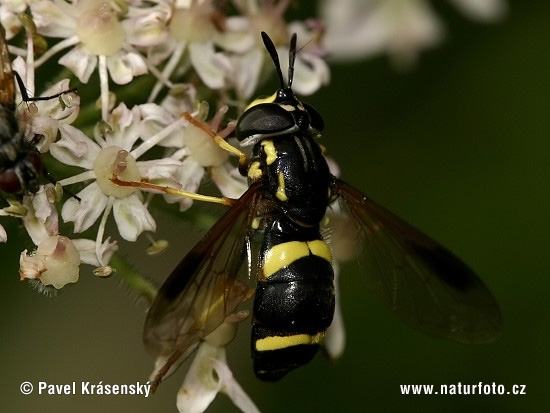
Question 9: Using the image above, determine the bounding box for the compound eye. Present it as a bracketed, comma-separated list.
[236, 103, 296, 142]
[303, 102, 324, 132]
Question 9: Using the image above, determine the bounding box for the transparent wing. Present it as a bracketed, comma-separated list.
[144, 184, 264, 388]
[0, 24, 15, 106]
[333, 178, 501, 344]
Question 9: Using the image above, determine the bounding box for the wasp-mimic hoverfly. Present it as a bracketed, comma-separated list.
[114, 32, 501, 390]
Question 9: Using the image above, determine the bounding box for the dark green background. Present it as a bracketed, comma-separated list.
[1, 1, 548, 412]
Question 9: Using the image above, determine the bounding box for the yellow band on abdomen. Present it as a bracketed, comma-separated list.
[255, 332, 326, 351]
[262, 240, 332, 279]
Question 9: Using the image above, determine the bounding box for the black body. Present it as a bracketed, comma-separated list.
[0, 25, 42, 194]
[247, 133, 335, 380]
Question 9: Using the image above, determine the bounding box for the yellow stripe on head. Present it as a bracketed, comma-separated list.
[244, 92, 277, 112]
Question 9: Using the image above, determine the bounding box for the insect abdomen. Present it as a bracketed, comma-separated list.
[252, 217, 335, 381]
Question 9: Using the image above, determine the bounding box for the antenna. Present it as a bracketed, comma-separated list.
[288, 33, 297, 89]
[261, 31, 285, 89]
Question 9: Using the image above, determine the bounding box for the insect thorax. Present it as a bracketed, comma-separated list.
[249, 133, 331, 227]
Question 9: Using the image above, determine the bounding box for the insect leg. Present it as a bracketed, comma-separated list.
[13, 72, 78, 104]
[182, 112, 249, 175]
[110, 175, 236, 206]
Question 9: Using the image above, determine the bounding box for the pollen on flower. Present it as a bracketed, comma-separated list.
[20, 236, 81, 289]
[93, 146, 141, 197]
[76, 1, 126, 56]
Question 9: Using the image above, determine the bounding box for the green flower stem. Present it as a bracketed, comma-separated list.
[110, 253, 157, 304]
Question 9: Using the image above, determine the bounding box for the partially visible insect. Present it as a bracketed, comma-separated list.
[0, 24, 77, 196]
[113, 32, 501, 390]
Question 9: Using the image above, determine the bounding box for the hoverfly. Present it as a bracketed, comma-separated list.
[115, 32, 501, 389]
[0, 24, 77, 195]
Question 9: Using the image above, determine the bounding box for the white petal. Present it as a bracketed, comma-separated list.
[176, 342, 224, 413]
[123, 10, 169, 47]
[163, 158, 205, 211]
[0, 3, 25, 39]
[139, 103, 174, 125]
[326, 156, 341, 178]
[22, 189, 59, 246]
[214, 359, 261, 413]
[161, 85, 196, 118]
[213, 17, 254, 53]
[211, 164, 247, 199]
[138, 158, 182, 180]
[229, 48, 263, 99]
[106, 52, 148, 85]
[59, 46, 98, 83]
[62, 183, 108, 233]
[36, 79, 80, 123]
[71, 238, 98, 266]
[447, 0, 507, 22]
[322, 0, 443, 65]
[31, 0, 77, 38]
[96, 236, 118, 265]
[112, 194, 156, 241]
[73, 237, 118, 267]
[321, 0, 388, 59]
[32, 117, 59, 153]
[176, 157, 204, 190]
[50, 124, 101, 169]
[0, 224, 6, 243]
[11, 56, 26, 95]
[189, 42, 230, 89]
[104, 103, 142, 150]
[324, 262, 346, 360]
[139, 103, 183, 147]
[293, 54, 330, 96]
[31, 187, 55, 223]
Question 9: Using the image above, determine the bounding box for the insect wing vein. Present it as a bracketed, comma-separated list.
[333, 178, 501, 343]
[144, 184, 263, 379]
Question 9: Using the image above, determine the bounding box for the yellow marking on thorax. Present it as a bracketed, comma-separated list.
[276, 172, 288, 201]
[261, 140, 277, 165]
[248, 161, 262, 181]
[255, 332, 326, 351]
[251, 217, 261, 229]
[262, 240, 332, 279]
[279, 104, 295, 111]
[244, 92, 277, 112]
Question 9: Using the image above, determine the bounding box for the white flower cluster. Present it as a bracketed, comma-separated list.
[2, 0, 329, 289]
[321, 0, 507, 68]
[0, 1, 506, 412]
